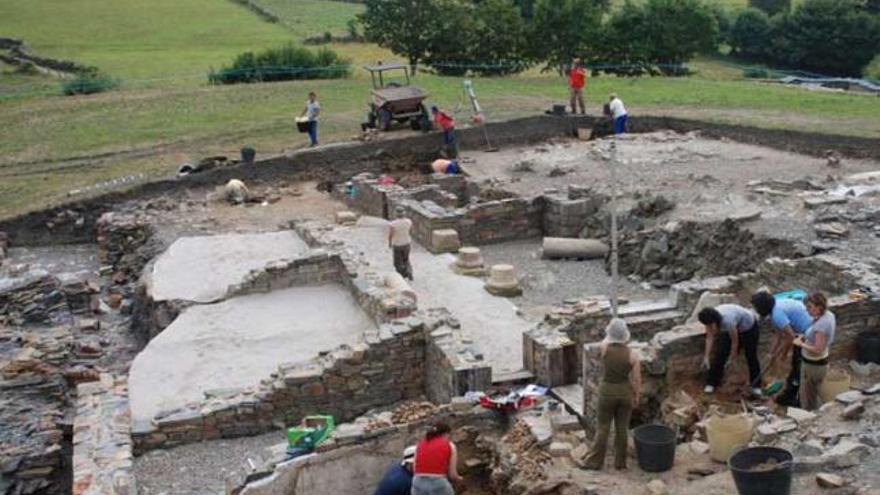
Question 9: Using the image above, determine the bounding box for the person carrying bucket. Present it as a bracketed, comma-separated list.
[583, 318, 641, 470]
[751, 290, 813, 407]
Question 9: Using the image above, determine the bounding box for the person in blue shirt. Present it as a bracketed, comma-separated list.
[751, 290, 813, 407]
[373, 445, 416, 495]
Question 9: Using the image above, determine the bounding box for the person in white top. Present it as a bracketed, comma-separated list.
[300, 91, 320, 146]
[388, 206, 413, 281]
[608, 93, 627, 135]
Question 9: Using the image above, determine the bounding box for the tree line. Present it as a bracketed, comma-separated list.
[360, 0, 880, 78]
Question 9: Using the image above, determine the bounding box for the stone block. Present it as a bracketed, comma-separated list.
[550, 412, 581, 433]
[335, 211, 358, 225]
[431, 229, 461, 253]
[549, 441, 573, 457]
[787, 407, 817, 423]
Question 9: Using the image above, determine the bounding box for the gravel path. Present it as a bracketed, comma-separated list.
[134, 430, 284, 495]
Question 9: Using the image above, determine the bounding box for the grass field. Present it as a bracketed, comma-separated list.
[0, 0, 877, 219]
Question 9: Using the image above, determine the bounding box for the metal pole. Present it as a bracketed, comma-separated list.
[609, 138, 619, 317]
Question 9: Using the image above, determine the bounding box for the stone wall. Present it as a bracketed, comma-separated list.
[95, 212, 156, 284]
[423, 309, 493, 404]
[3, 115, 879, 247]
[0, 269, 99, 325]
[616, 218, 807, 286]
[236, 405, 500, 495]
[132, 312, 489, 453]
[72, 375, 135, 495]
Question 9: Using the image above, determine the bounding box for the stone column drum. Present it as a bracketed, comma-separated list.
[484, 264, 522, 297]
[451, 247, 487, 276]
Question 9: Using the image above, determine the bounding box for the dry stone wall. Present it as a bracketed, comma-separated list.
[0, 269, 99, 325]
[72, 375, 134, 495]
[131, 311, 490, 454]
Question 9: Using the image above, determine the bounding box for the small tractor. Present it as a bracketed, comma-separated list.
[362, 61, 430, 132]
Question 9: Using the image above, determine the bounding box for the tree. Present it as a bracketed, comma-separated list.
[528, 0, 605, 74]
[748, 0, 791, 16]
[594, 0, 718, 75]
[729, 8, 774, 61]
[772, 0, 880, 76]
[467, 0, 532, 75]
[359, 0, 442, 70]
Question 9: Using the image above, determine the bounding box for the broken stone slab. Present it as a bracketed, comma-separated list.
[335, 211, 357, 225]
[863, 383, 880, 395]
[841, 402, 865, 421]
[815, 222, 849, 238]
[803, 196, 848, 209]
[835, 391, 864, 404]
[816, 473, 847, 489]
[756, 423, 779, 443]
[787, 407, 817, 423]
[646, 479, 668, 495]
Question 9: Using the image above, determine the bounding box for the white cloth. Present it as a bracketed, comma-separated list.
[305, 100, 320, 121]
[609, 98, 627, 119]
[389, 218, 412, 246]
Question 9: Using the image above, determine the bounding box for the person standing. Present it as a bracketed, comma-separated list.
[431, 106, 457, 158]
[608, 93, 627, 135]
[388, 206, 413, 281]
[300, 91, 320, 147]
[793, 292, 836, 411]
[584, 318, 641, 470]
[412, 421, 462, 495]
[699, 304, 762, 396]
[568, 58, 586, 114]
[751, 290, 813, 407]
[373, 446, 416, 495]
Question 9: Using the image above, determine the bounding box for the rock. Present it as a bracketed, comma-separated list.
[548, 441, 573, 457]
[550, 412, 581, 433]
[689, 440, 710, 455]
[787, 407, 817, 423]
[646, 479, 668, 495]
[863, 383, 880, 395]
[77, 318, 100, 332]
[815, 222, 849, 238]
[836, 391, 864, 404]
[335, 211, 357, 225]
[825, 440, 869, 460]
[803, 196, 847, 209]
[841, 402, 865, 421]
[570, 443, 588, 465]
[816, 473, 846, 489]
[756, 423, 778, 442]
[224, 179, 250, 204]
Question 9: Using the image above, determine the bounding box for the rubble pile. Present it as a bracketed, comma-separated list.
[391, 401, 437, 424]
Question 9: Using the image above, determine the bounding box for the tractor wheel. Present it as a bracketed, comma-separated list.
[409, 118, 420, 130]
[378, 109, 392, 131]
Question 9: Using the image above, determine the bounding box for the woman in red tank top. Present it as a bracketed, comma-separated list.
[411, 421, 462, 495]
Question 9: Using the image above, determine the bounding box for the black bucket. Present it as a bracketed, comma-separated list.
[240, 147, 255, 164]
[728, 446, 793, 495]
[633, 424, 676, 472]
[857, 331, 880, 364]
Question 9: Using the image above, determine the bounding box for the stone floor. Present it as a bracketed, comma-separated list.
[128, 284, 376, 424]
[332, 226, 530, 376]
[148, 231, 309, 303]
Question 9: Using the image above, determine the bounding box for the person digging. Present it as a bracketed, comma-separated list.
[699, 304, 762, 397]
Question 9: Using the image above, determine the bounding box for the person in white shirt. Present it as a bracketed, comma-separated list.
[388, 206, 413, 281]
[608, 93, 627, 135]
[300, 91, 320, 146]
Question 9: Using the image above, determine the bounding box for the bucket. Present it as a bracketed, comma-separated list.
[819, 368, 850, 403]
[857, 331, 880, 364]
[728, 446, 793, 495]
[633, 424, 676, 472]
[296, 117, 310, 133]
[706, 414, 754, 463]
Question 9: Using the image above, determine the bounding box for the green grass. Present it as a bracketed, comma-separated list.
[0, 0, 298, 82]
[254, 0, 364, 36]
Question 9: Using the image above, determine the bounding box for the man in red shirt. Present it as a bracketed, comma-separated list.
[431, 106, 458, 158]
[569, 58, 586, 115]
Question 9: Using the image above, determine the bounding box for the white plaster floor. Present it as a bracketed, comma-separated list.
[128, 285, 375, 424]
[333, 226, 530, 376]
[149, 231, 309, 303]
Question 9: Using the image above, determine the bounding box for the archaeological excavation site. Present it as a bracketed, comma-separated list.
[3, 115, 880, 495]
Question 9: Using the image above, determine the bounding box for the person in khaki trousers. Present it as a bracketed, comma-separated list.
[584, 318, 641, 470]
[793, 291, 836, 411]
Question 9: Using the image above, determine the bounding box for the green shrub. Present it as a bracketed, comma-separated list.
[62, 71, 119, 96]
[864, 54, 880, 81]
[208, 43, 350, 84]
